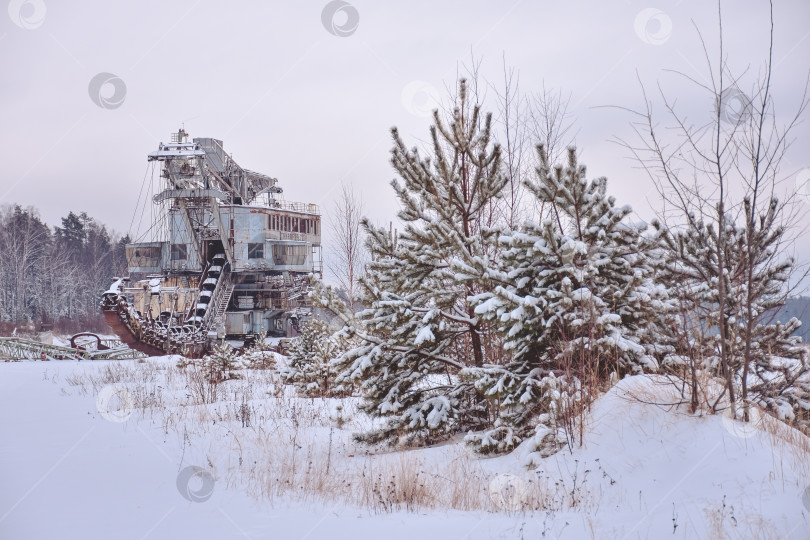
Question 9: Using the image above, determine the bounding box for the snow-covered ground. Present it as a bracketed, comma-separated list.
[1, 357, 808, 539]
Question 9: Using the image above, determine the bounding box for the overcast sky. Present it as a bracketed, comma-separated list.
[1, 0, 809, 264]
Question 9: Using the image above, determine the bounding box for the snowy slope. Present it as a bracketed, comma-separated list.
[514, 376, 810, 538]
[1, 359, 808, 539]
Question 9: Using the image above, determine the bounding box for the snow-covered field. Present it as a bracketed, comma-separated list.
[1, 357, 809, 539]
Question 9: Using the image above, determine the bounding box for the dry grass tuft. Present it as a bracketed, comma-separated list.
[62, 359, 605, 514]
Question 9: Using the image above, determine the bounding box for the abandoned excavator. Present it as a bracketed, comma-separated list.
[101, 129, 322, 358]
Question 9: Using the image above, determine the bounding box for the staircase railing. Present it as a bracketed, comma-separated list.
[201, 262, 232, 331]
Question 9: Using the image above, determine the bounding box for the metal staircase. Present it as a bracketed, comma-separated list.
[200, 262, 234, 331]
[211, 280, 234, 327]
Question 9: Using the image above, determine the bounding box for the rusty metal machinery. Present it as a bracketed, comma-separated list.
[101, 129, 322, 358]
[0, 334, 146, 361]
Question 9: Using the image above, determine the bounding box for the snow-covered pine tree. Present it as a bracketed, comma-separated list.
[618, 1, 809, 434]
[285, 318, 346, 397]
[466, 145, 671, 454]
[654, 198, 810, 433]
[313, 79, 509, 446]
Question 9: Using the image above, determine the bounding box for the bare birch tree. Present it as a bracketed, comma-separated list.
[327, 183, 366, 312]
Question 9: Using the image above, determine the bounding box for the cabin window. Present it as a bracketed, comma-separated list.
[248, 243, 264, 259]
[170, 244, 187, 260]
[272, 244, 307, 266]
[126, 245, 161, 267]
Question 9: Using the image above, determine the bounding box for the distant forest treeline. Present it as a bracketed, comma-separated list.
[0, 204, 128, 334]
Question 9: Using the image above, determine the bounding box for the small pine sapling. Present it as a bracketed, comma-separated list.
[201, 341, 242, 383]
[242, 328, 278, 370]
[285, 318, 348, 397]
